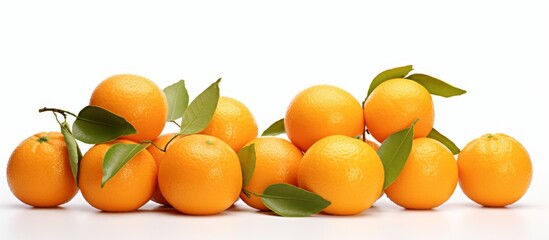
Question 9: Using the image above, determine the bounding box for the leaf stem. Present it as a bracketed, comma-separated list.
[51, 110, 72, 134]
[139, 140, 163, 152]
[243, 189, 261, 198]
[39, 107, 78, 118]
[52, 112, 64, 126]
[161, 133, 186, 152]
[171, 120, 181, 128]
[242, 188, 320, 201]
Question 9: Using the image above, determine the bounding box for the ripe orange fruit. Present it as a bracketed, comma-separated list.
[200, 96, 258, 152]
[159, 134, 242, 215]
[458, 133, 532, 207]
[239, 137, 303, 211]
[385, 138, 458, 210]
[146, 133, 178, 205]
[90, 74, 168, 142]
[285, 85, 364, 152]
[79, 140, 157, 212]
[298, 135, 384, 215]
[7, 132, 78, 207]
[364, 78, 434, 143]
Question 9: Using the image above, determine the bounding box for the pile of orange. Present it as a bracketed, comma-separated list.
[6, 68, 533, 217]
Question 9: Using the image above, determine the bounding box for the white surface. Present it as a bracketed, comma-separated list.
[1, 197, 548, 240]
[1, 0, 548, 239]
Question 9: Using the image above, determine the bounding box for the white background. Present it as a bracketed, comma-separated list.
[1, 0, 548, 239]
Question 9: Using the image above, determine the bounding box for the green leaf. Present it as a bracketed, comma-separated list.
[164, 80, 189, 122]
[377, 120, 416, 190]
[261, 118, 285, 136]
[102, 143, 150, 187]
[60, 122, 82, 184]
[366, 65, 413, 98]
[72, 106, 137, 144]
[427, 128, 460, 155]
[238, 144, 256, 188]
[180, 78, 221, 134]
[260, 183, 331, 217]
[406, 73, 466, 97]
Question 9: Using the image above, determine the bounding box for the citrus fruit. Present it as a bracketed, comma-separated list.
[90, 74, 168, 142]
[146, 133, 178, 205]
[285, 85, 364, 152]
[364, 78, 434, 143]
[239, 137, 303, 211]
[200, 96, 258, 152]
[458, 133, 532, 207]
[159, 134, 242, 215]
[385, 138, 458, 210]
[298, 135, 384, 215]
[7, 132, 78, 207]
[79, 140, 157, 212]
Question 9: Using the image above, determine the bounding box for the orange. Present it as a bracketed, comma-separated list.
[90, 74, 168, 142]
[159, 134, 242, 215]
[200, 96, 258, 152]
[285, 85, 364, 152]
[146, 133, 178, 205]
[7, 132, 78, 207]
[458, 133, 532, 207]
[239, 137, 303, 211]
[79, 140, 157, 212]
[298, 135, 384, 215]
[364, 78, 434, 143]
[385, 138, 458, 210]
